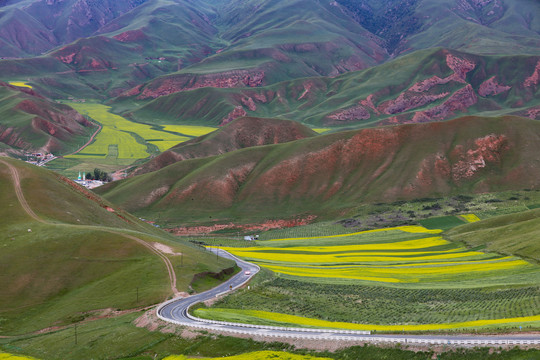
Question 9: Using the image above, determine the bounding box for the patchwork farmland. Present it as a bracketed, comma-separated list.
[66, 103, 216, 160]
[197, 221, 540, 332]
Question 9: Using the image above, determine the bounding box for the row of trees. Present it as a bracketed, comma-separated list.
[85, 168, 112, 182]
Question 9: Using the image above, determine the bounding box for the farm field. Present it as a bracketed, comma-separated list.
[163, 351, 332, 360]
[47, 103, 218, 176]
[199, 220, 540, 332]
[7, 81, 32, 89]
[215, 225, 540, 287]
[66, 103, 191, 157]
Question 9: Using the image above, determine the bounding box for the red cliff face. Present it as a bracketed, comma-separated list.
[479, 76, 511, 96]
[450, 134, 509, 181]
[524, 60, 540, 88]
[221, 106, 248, 126]
[325, 105, 371, 125]
[330, 52, 480, 125]
[136, 70, 266, 99]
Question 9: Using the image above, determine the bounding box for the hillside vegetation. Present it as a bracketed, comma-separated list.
[0, 83, 95, 157]
[123, 48, 540, 129]
[96, 116, 540, 229]
[130, 116, 317, 176]
[446, 208, 540, 263]
[0, 157, 234, 335]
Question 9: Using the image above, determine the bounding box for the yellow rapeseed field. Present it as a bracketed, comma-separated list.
[195, 308, 540, 332]
[66, 103, 192, 158]
[219, 226, 538, 285]
[0, 353, 38, 360]
[262, 258, 530, 282]
[161, 124, 217, 137]
[8, 81, 32, 89]
[267, 225, 442, 242]
[163, 351, 332, 360]
[461, 214, 481, 223]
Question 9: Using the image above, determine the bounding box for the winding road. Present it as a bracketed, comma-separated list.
[3, 158, 539, 347]
[158, 248, 540, 347]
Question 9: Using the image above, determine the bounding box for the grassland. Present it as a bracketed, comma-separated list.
[0, 158, 235, 335]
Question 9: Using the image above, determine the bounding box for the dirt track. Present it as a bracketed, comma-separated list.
[0, 158, 178, 295]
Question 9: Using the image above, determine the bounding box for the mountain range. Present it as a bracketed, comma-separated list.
[0, 0, 539, 223]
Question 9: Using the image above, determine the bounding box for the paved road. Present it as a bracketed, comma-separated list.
[157, 248, 540, 347]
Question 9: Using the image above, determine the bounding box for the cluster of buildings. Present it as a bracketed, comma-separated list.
[25, 152, 55, 166]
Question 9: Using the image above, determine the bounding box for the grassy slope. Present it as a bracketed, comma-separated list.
[446, 208, 540, 263]
[130, 116, 318, 176]
[96, 116, 540, 226]
[0, 84, 94, 156]
[0, 157, 234, 335]
[124, 48, 540, 130]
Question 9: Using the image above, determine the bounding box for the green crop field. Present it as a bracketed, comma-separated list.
[46, 103, 216, 176]
[195, 218, 540, 333]
[66, 103, 192, 157]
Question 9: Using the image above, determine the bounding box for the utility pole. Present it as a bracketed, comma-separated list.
[181, 253, 183, 267]
[74, 323, 78, 345]
[136, 287, 139, 303]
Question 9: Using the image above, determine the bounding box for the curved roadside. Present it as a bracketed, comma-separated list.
[0, 158, 178, 295]
[66, 119, 102, 156]
[157, 248, 540, 347]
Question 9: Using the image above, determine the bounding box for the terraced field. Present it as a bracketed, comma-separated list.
[198, 220, 540, 332]
[216, 225, 540, 287]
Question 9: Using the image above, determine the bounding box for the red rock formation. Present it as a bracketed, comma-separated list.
[526, 106, 540, 119]
[412, 85, 477, 122]
[450, 134, 508, 181]
[138, 70, 265, 99]
[409, 76, 451, 92]
[445, 53, 476, 82]
[325, 105, 370, 124]
[360, 94, 380, 114]
[168, 216, 317, 235]
[379, 92, 449, 115]
[220, 106, 247, 126]
[479, 76, 511, 96]
[241, 96, 257, 111]
[524, 60, 540, 87]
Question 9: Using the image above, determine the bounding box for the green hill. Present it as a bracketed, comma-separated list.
[446, 208, 540, 263]
[130, 116, 317, 176]
[0, 82, 95, 157]
[0, 157, 234, 335]
[121, 48, 540, 129]
[96, 116, 540, 229]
